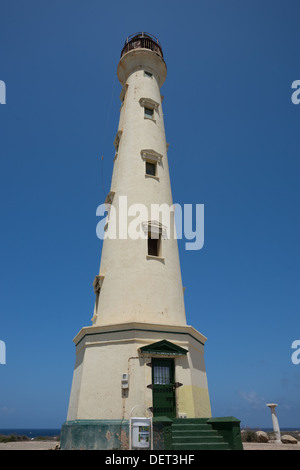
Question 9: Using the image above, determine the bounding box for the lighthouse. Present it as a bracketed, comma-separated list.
[61, 33, 218, 451]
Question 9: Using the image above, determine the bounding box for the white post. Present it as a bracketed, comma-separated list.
[266, 403, 281, 443]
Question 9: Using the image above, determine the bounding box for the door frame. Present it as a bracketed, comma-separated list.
[151, 357, 176, 418]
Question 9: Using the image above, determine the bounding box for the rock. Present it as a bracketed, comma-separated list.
[281, 434, 298, 444]
[255, 431, 269, 443]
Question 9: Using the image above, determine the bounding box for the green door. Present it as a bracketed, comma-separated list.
[152, 358, 176, 418]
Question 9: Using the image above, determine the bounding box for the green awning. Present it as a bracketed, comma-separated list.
[139, 339, 188, 356]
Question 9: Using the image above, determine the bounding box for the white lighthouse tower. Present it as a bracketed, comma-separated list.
[61, 33, 212, 450]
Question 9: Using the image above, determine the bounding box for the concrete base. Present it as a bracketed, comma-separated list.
[60, 418, 169, 450]
[60, 420, 129, 450]
[60, 417, 243, 450]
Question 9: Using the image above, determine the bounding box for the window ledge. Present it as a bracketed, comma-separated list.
[146, 255, 165, 262]
[93, 274, 105, 293]
[104, 191, 115, 205]
[113, 130, 122, 151]
[141, 149, 163, 164]
[145, 174, 159, 181]
[144, 116, 156, 123]
[139, 97, 159, 110]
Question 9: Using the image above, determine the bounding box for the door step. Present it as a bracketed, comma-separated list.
[172, 442, 229, 450]
[170, 419, 230, 450]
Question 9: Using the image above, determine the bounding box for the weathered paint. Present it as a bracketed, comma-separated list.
[177, 386, 211, 418]
[60, 417, 242, 450]
[60, 420, 129, 450]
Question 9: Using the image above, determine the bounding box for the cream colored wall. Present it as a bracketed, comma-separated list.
[69, 339, 152, 420]
[94, 49, 187, 328]
[177, 386, 211, 418]
[77, 341, 142, 419]
[175, 342, 212, 418]
[66, 324, 211, 420]
[67, 347, 85, 421]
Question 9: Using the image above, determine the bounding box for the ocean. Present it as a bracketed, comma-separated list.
[0, 429, 61, 438]
[0, 427, 299, 439]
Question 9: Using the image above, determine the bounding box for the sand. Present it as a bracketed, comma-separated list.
[0, 440, 59, 450]
[243, 441, 300, 450]
[0, 440, 300, 450]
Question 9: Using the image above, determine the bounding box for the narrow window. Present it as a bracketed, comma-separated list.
[144, 107, 154, 119]
[95, 289, 100, 313]
[144, 71, 153, 78]
[148, 231, 161, 257]
[146, 161, 156, 176]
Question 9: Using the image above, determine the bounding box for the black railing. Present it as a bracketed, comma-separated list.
[121, 32, 163, 58]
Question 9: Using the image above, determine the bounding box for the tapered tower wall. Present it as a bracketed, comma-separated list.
[94, 47, 187, 327]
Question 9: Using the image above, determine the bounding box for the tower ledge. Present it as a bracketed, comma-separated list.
[72, 321, 208, 349]
[117, 47, 167, 87]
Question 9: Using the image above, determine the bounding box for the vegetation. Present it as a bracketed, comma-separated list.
[241, 429, 257, 442]
[0, 434, 29, 443]
[0, 434, 60, 443]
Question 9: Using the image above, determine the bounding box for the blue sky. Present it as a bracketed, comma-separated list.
[0, 0, 300, 430]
